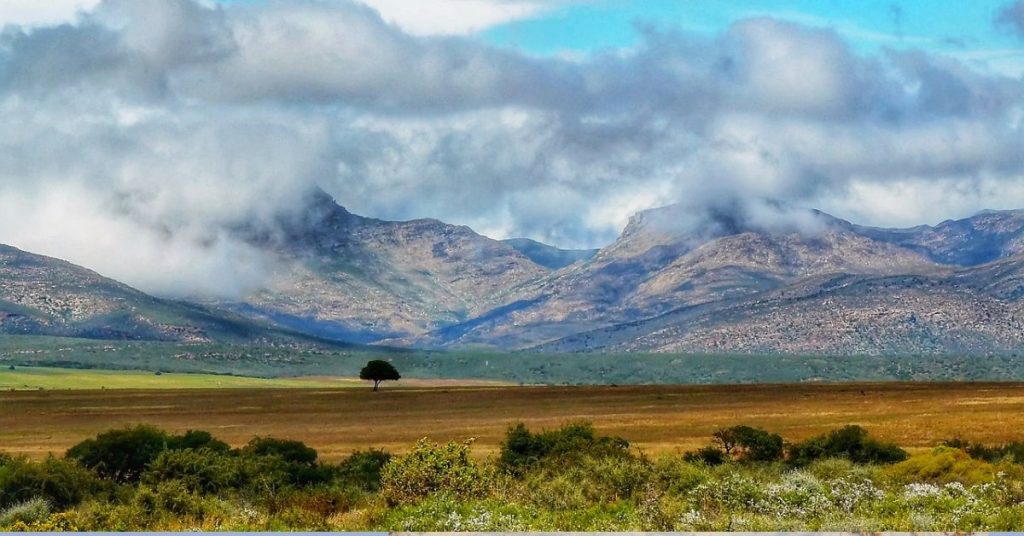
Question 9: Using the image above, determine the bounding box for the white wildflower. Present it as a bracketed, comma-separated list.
[679, 509, 703, 527]
[903, 483, 942, 499]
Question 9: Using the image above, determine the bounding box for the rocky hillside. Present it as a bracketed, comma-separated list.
[0, 244, 312, 344]
[411, 202, 949, 350]
[536, 261, 1024, 355]
[855, 210, 1024, 266]
[508, 208, 1024, 355]
[228, 189, 549, 342]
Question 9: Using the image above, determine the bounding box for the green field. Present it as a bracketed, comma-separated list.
[0, 366, 364, 390]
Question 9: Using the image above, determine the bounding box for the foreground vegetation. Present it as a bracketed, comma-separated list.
[4, 423, 1024, 531]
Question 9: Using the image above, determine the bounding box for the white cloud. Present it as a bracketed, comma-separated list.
[0, 0, 1021, 296]
[0, 0, 100, 27]
[353, 0, 551, 35]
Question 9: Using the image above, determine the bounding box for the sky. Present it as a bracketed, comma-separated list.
[0, 0, 1021, 298]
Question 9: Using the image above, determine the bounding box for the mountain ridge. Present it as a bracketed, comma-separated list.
[5, 192, 1024, 357]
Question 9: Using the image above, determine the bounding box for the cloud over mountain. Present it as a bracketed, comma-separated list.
[0, 0, 1021, 298]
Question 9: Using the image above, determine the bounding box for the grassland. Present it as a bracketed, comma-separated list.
[0, 366, 365, 390]
[4, 380, 1024, 461]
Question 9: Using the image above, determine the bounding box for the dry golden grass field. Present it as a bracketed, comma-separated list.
[1, 381, 1023, 461]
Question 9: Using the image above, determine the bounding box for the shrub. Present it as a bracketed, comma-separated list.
[526, 454, 651, 506]
[131, 479, 227, 519]
[787, 425, 908, 466]
[338, 449, 392, 492]
[144, 448, 290, 496]
[263, 485, 361, 520]
[943, 438, 1024, 464]
[683, 446, 727, 466]
[713, 426, 784, 462]
[146, 449, 243, 495]
[167, 430, 231, 454]
[498, 422, 630, 475]
[381, 439, 483, 505]
[0, 498, 51, 528]
[0, 456, 100, 509]
[66, 425, 169, 483]
[1001, 443, 1024, 463]
[651, 456, 712, 495]
[886, 446, 997, 485]
[7, 511, 80, 532]
[803, 457, 873, 482]
[243, 438, 318, 466]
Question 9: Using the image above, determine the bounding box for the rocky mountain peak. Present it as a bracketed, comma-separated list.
[609, 198, 850, 263]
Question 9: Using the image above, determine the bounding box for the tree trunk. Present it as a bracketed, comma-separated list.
[373, 380, 380, 392]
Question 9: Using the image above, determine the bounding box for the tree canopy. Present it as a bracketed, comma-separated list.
[360, 360, 401, 391]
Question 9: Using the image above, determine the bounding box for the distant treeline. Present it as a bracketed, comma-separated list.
[5, 336, 1024, 384]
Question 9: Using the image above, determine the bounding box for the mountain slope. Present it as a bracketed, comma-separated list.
[856, 210, 1024, 265]
[410, 202, 946, 350]
[501, 238, 598, 270]
[536, 257, 1024, 355]
[0, 244, 307, 343]
[230, 189, 549, 342]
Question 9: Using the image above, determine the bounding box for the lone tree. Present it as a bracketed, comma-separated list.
[360, 360, 400, 391]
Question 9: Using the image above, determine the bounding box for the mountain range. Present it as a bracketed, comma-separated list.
[3, 189, 1024, 356]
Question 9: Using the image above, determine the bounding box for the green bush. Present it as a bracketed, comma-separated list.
[0, 497, 51, 528]
[651, 456, 712, 495]
[498, 422, 630, 475]
[238, 437, 333, 488]
[683, 446, 727, 466]
[381, 439, 483, 505]
[885, 446, 998, 485]
[243, 437, 318, 466]
[338, 449, 392, 492]
[803, 457, 874, 481]
[0, 456, 100, 509]
[66, 425, 169, 483]
[943, 438, 1024, 464]
[787, 425, 908, 466]
[525, 454, 651, 508]
[167, 430, 231, 454]
[713, 425, 784, 462]
[147, 448, 243, 495]
[133, 480, 213, 518]
[144, 448, 291, 496]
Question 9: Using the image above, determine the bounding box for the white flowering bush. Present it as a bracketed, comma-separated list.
[754, 471, 832, 519]
[828, 477, 886, 513]
[903, 482, 942, 500]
